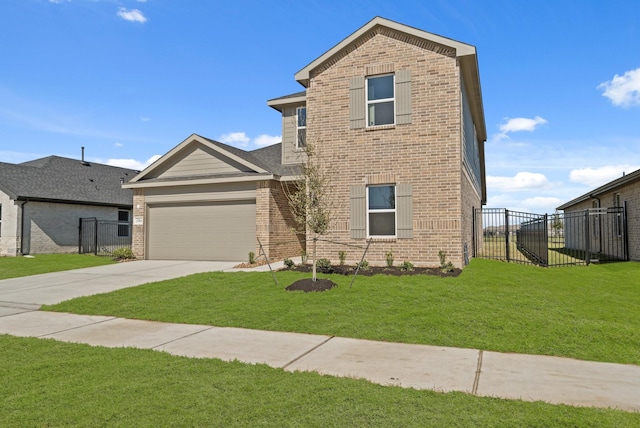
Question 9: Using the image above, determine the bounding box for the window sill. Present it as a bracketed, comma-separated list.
[365, 124, 395, 132]
[367, 237, 397, 242]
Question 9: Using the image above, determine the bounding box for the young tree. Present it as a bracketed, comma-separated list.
[284, 141, 334, 281]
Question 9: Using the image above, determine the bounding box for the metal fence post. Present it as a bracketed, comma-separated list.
[584, 209, 591, 266]
[504, 209, 510, 262]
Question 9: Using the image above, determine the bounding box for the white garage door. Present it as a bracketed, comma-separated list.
[147, 200, 256, 261]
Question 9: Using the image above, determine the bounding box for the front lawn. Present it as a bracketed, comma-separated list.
[1, 335, 637, 426]
[0, 254, 116, 280]
[44, 259, 640, 365]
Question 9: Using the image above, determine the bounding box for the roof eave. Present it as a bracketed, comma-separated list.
[266, 94, 307, 112]
[557, 168, 640, 210]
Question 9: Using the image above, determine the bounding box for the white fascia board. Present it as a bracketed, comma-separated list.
[123, 174, 275, 189]
[267, 94, 307, 112]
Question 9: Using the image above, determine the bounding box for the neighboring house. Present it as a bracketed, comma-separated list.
[557, 168, 640, 261]
[125, 17, 487, 267]
[0, 155, 137, 256]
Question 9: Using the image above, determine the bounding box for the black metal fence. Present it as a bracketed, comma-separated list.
[473, 206, 628, 267]
[79, 217, 132, 256]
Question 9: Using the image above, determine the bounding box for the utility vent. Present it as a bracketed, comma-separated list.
[81, 146, 91, 166]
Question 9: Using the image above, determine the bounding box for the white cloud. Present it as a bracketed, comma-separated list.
[219, 132, 280, 148]
[105, 155, 161, 171]
[522, 196, 563, 212]
[569, 165, 639, 188]
[598, 67, 640, 107]
[487, 172, 553, 192]
[117, 8, 147, 23]
[492, 116, 547, 142]
[140, 116, 151, 122]
[220, 132, 251, 148]
[48, 0, 70, 3]
[114, 142, 123, 148]
[499, 116, 547, 133]
[254, 134, 281, 147]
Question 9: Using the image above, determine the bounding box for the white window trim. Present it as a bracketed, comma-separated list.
[366, 74, 395, 128]
[366, 184, 397, 238]
[296, 106, 306, 150]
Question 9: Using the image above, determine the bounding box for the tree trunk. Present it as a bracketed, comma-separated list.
[312, 235, 317, 282]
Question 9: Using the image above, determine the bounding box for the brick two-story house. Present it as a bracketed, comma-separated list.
[125, 17, 486, 268]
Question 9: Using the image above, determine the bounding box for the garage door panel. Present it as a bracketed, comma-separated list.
[147, 201, 255, 261]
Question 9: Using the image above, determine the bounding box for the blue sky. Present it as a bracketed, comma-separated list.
[1, 0, 639, 214]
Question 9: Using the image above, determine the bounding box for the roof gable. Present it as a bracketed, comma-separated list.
[128, 134, 270, 185]
[145, 143, 255, 180]
[294, 17, 476, 87]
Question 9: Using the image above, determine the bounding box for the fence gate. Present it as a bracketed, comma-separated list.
[473, 206, 628, 267]
[79, 217, 132, 256]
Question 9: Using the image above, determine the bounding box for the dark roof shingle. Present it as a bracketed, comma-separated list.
[0, 156, 137, 207]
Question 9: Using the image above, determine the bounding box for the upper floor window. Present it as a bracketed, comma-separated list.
[296, 106, 306, 149]
[367, 185, 396, 237]
[366, 74, 395, 127]
[118, 210, 130, 237]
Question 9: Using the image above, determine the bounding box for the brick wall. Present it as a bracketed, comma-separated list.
[256, 180, 304, 260]
[306, 27, 471, 268]
[132, 189, 146, 258]
[22, 201, 121, 254]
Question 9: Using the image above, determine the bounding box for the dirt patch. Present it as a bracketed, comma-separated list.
[285, 278, 338, 292]
[284, 264, 461, 278]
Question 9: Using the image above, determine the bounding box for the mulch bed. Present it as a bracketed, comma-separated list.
[283, 264, 462, 278]
[285, 278, 338, 293]
[282, 263, 461, 292]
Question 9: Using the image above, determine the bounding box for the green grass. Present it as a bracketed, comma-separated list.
[45, 259, 640, 365]
[1, 335, 637, 427]
[0, 254, 116, 280]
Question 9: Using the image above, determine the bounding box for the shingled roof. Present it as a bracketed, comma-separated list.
[0, 156, 138, 207]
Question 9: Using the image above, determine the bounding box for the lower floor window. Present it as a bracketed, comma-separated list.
[367, 185, 396, 237]
[118, 210, 130, 237]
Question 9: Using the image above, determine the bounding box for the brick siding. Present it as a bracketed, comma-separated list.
[306, 27, 478, 268]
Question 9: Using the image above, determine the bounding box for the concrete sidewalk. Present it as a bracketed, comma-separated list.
[0, 260, 639, 413]
[0, 310, 638, 412]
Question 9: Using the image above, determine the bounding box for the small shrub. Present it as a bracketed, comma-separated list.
[112, 247, 134, 260]
[385, 250, 394, 268]
[316, 258, 333, 273]
[283, 258, 295, 268]
[338, 250, 347, 266]
[316, 258, 332, 269]
[438, 250, 454, 273]
[400, 260, 414, 271]
[248, 251, 256, 265]
[300, 250, 308, 264]
[356, 259, 369, 271]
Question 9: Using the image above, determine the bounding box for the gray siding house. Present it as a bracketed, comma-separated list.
[558, 168, 640, 262]
[0, 156, 137, 256]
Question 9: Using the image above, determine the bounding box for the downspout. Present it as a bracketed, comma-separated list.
[19, 200, 28, 255]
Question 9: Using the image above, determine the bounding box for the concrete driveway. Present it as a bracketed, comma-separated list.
[0, 260, 238, 314]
